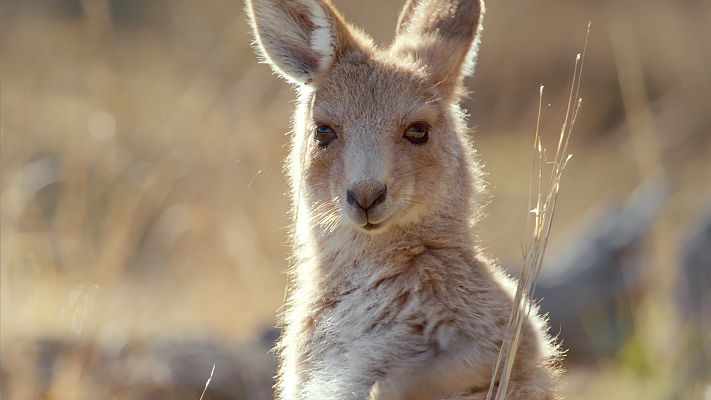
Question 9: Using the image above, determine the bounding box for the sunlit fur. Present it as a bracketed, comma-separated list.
[245, 0, 560, 399]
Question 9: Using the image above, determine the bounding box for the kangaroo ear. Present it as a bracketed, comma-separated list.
[393, 0, 484, 98]
[246, 0, 352, 86]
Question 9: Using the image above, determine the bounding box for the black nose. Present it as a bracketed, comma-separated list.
[347, 182, 387, 211]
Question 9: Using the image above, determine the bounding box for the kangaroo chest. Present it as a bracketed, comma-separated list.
[301, 265, 448, 372]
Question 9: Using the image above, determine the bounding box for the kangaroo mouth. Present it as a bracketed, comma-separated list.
[361, 215, 390, 232]
[346, 205, 391, 232]
[362, 222, 382, 231]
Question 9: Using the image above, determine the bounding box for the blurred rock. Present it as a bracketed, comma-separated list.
[0, 332, 276, 400]
[678, 209, 711, 325]
[667, 216, 711, 399]
[536, 177, 670, 363]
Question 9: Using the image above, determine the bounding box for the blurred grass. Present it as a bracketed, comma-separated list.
[1, 0, 710, 398]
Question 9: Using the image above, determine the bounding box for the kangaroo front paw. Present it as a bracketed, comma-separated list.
[369, 379, 406, 400]
[369, 376, 428, 400]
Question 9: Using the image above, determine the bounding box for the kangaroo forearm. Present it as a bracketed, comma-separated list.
[372, 342, 497, 400]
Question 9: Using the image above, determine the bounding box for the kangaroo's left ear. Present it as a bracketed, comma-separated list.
[393, 0, 485, 99]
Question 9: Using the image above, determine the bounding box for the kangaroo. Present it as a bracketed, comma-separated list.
[245, 0, 560, 399]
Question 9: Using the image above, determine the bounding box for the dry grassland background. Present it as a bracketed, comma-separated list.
[1, 0, 710, 398]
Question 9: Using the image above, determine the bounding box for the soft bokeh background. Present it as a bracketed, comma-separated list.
[1, 0, 710, 399]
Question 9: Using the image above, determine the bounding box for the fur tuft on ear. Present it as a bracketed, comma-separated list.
[246, 0, 351, 85]
[393, 0, 485, 98]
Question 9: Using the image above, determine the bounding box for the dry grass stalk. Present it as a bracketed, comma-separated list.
[486, 23, 591, 400]
[198, 363, 216, 400]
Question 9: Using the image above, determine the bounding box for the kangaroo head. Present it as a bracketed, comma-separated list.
[246, 0, 484, 235]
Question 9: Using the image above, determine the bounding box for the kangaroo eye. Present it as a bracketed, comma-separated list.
[404, 122, 429, 144]
[315, 125, 337, 147]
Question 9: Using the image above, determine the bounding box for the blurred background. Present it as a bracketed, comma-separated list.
[1, 0, 710, 399]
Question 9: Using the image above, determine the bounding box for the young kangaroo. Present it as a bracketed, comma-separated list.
[245, 0, 559, 399]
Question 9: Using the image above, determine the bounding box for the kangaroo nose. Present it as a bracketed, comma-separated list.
[347, 181, 387, 211]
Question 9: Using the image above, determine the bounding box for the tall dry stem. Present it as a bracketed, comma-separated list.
[486, 22, 591, 400]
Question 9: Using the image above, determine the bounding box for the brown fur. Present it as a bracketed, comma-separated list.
[244, 0, 560, 399]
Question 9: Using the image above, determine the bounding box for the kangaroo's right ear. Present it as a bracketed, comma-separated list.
[245, 0, 352, 86]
